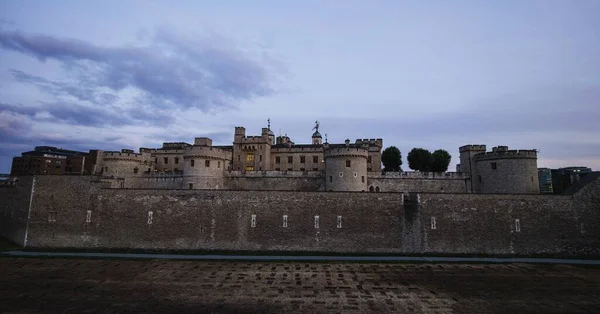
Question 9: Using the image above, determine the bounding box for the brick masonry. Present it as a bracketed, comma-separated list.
[1, 175, 599, 257]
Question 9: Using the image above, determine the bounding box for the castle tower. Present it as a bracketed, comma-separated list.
[473, 146, 540, 194]
[183, 139, 228, 189]
[459, 145, 487, 193]
[324, 144, 368, 192]
[312, 120, 322, 145]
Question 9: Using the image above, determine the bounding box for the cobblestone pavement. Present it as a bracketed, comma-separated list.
[1, 258, 599, 313]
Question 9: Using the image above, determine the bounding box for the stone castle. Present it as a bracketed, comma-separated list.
[78, 120, 541, 194]
[1, 119, 598, 257]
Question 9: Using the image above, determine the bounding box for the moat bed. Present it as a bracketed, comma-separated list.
[1, 257, 599, 313]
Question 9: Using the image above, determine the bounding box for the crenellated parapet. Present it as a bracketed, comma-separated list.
[473, 149, 538, 161]
[101, 149, 153, 177]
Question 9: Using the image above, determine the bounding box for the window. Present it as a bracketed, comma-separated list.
[48, 211, 57, 223]
[86, 210, 92, 223]
[337, 216, 342, 228]
[218, 161, 221, 168]
[339, 172, 343, 177]
[190, 159, 195, 167]
[287, 168, 292, 171]
[246, 153, 255, 163]
[283, 215, 288, 228]
[515, 219, 520, 232]
[478, 175, 482, 183]
[353, 172, 357, 177]
[259, 155, 262, 162]
[361, 176, 365, 183]
[300, 168, 305, 171]
[313, 156, 319, 163]
[368, 168, 372, 172]
[154, 157, 158, 164]
[346, 160, 351, 167]
[175, 157, 179, 164]
[314, 216, 319, 229]
[491, 162, 497, 170]
[205, 160, 210, 167]
[251, 214, 256, 228]
[313, 168, 318, 171]
[300, 156, 305, 163]
[368, 156, 372, 163]
[238, 155, 240, 161]
[147, 211, 153, 224]
[369, 186, 374, 192]
[375, 186, 380, 192]
[245, 166, 254, 171]
[431, 217, 436, 230]
[275, 157, 281, 164]
[189, 183, 193, 189]
[287, 156, 293, 163]
[164, 157, 168, 164]
[133, 168, 139, 174]
[329, 176, 333, 182]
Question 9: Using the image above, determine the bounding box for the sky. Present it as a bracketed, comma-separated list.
[0, 0, 599, 172]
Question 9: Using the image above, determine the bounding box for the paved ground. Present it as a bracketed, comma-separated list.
[1, 258, 599, 313]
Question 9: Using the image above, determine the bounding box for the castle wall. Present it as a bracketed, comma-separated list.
[271, 149, 325, 172]
[0, 176, 34, 246]
[11, 175, 600, 257]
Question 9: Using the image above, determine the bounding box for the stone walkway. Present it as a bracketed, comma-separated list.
[1, 258, 599, 313]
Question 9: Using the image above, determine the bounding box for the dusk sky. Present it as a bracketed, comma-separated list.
[1, 0, 598, 173]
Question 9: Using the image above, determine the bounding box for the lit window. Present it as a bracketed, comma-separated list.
[246, 153, 255, 163]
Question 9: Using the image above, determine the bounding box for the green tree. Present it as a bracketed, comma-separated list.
[431, 149, 452, 172]
[407, 148, 432, 172]
[381, 146, 402, 172]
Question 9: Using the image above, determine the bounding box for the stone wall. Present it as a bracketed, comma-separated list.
[0, 176, 33, 246]
[7, 175, 600, 257]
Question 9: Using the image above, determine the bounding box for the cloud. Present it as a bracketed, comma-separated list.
[0, 26, 281, 114]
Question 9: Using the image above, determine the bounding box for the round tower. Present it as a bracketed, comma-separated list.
[473, 146, 539, 194]
[183, 142, 228, 189]
[324, 143, 368, 192]
[101, 149, 151, 177]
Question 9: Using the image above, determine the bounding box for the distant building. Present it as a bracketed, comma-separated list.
[10, 146, 94, 176]
[551, 167, 593, 194]
[538, 168, 553, 194]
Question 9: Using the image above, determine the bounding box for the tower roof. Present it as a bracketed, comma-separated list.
[312, 131, 322, 138]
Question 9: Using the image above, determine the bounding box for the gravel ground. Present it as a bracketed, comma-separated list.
[1, 258, 599, 313]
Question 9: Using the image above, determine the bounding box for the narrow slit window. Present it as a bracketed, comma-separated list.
[86, 210, 92, 223]
[314, 215, 319, 229]
[283, 215, 288, 228]
[251, 214, 256, 228]
[337, 215, 342, 228]
[431, 217, 436, 230]
[147, 211, 153, 224]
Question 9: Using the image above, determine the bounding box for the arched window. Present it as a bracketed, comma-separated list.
[369, 186, 374, 192]
[375, 186, 380, 192]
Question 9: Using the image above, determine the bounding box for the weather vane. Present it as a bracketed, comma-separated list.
[313, 120, 320, 132]
[325, 133, 328, 143]
[267, 118, 271, 130]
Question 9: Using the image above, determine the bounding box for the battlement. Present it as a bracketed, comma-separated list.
[183, 145, 229, 160]
[226, 170, 323, 178]
[355, 138, 383, 147]
[473, 149, 538, 161]
[324, 147, 369, 159]
[368, 171, 469, 179]
[162, 142, 191, 149]
[194, 137, 212, 146]
[103, 151, 147, 159]
[459, 145, 487, 153]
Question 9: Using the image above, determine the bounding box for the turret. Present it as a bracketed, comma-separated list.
[324, 146, 368, 192]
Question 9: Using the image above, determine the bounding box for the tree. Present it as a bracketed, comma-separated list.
[407, 148, 432, 172]
[431, 149, 452, 172]
[381, 146, 402, 172]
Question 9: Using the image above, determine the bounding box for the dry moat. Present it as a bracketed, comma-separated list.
[1, 258, 599, 313]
